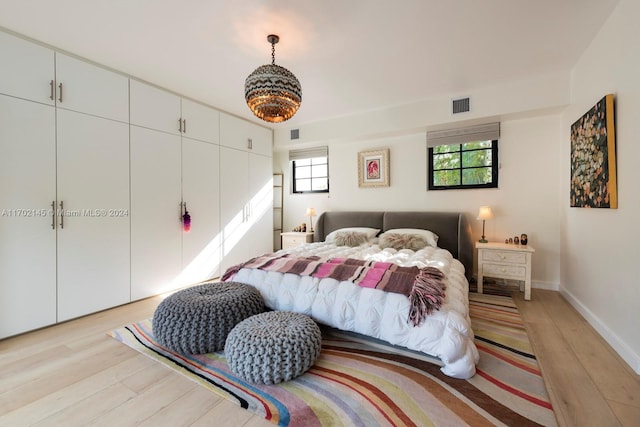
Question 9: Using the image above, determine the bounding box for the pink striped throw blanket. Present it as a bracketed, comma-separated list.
[222, 254, 446, 326]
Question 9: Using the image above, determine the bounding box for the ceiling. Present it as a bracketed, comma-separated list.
[0, 0, 620, 128]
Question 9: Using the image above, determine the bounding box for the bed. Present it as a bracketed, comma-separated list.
[223, 211, 478, 379]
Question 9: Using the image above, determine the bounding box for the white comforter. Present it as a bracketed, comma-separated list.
[231, 241, 479, 379]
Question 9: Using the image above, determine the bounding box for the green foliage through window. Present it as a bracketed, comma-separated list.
[428, 140, 498, 190]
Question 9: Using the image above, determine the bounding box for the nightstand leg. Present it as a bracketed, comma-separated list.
[477, 271, 483, 295]
[524, 278, 531, 300]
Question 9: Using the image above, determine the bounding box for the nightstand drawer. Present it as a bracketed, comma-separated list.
[482, 250, 527, 265]
[482, 262, 527, 280]
[281, 232, 314, 249]
[286, 235, 307, 246]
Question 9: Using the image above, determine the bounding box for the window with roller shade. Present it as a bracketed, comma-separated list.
[289, 147, 329, 193]
[427, 123, 499, 190]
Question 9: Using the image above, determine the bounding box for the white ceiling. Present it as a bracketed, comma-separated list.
[0, 0, 620, 128]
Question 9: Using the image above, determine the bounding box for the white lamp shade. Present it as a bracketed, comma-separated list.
[305, 207, 316, 217]
[477, 206, 493, 220]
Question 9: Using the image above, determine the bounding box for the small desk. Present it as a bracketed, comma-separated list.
[476, 242, 535, 300]
[280, 232, 314, 249]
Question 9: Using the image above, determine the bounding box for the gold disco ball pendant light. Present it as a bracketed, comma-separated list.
[244, 34, 302, 123]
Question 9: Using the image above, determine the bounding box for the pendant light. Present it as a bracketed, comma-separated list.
[244, 34, 302, 123]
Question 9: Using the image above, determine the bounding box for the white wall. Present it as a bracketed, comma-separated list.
[560, 0, 640, 373]
[272, 0, 640, 374]
[274, 114, 562, 287]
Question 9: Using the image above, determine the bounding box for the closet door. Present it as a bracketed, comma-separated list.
[180, 139, 221, 284]
[248, 153, 274, 256]
[56, 109, 130, 321]
[0, 31, 55, 105]
[55, 53, 129, 122]
[0, 95, 56, 338]
[181, 99, 219, 144]
[130, 80, 181, 134]
[130, 126, 182, 300]
[219, 146, 250, 273]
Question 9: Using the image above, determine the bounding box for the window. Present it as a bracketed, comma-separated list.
[427, 122, 500, 190]
[429, 140, 498, 190]
[289, 147, 329, 193]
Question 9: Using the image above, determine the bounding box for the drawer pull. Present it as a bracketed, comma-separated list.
[500, 268, 507, 273]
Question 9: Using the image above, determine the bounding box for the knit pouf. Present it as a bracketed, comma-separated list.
[225, 311, 322, 384]
[152, 282, 264, 354]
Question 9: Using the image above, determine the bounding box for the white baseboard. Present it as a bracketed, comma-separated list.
[560, 286, 640, 375]
[532, 280, 559, 291]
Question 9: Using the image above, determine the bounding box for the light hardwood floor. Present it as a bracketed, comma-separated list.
[0, 289, 638, 426]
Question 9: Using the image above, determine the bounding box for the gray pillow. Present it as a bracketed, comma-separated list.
[333, 231, 370, 247]
[379, 233, 429, 251]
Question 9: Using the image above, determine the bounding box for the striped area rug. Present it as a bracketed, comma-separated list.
[109, 294, 556, 426]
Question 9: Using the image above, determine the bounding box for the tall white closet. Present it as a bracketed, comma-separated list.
[219, 112, 273, 274]
[129, 80, 222, 300]
[0, 30, 273, 338]
[0, 31, 131, 336]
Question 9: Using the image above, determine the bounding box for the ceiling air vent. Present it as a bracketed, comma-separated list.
[452, 97, 470, 115]
[290, 129, 300, 140]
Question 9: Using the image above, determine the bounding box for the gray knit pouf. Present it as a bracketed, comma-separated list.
[225, 311, 322, 384]
[152, 282, 264, 354]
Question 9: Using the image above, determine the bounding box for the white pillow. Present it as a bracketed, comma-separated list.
[381, 228, 439, 248]
[325, 227, 380, 243]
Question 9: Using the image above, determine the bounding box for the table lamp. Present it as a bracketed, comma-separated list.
[477, 206, 493, 243]
[305, 207, 316, 232]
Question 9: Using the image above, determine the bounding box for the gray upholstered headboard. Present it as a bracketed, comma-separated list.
[313, 211, 473, 281]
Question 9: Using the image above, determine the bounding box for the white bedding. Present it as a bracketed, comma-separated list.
[230, 241, 479, 379]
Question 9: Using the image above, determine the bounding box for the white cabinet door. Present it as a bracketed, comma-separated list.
[0, 95, 56, 338]
[219, 146, 250, 273]
[0, 31, 55, 105]
[130, 80, 181, 134]
[248, 153, 274, 256]
[181, 139, 221, 283]
[55, 53, 129, 122]
[130, 126, 182, 300]
[219, 112, 253, 152]
[247, 124, 273, 157]
[220, 112, 272, 155]
[181, 99, 220, 144]
[56, 109, 130, 321]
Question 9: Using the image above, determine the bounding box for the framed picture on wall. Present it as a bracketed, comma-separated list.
[570, 94, 617, 208]
[358, 149, 390, 188]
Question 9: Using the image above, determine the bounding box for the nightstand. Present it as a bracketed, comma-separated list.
[280, 232, 314, 249]
[476, 242, 535, 300]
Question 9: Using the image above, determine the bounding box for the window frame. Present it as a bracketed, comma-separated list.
[292, 156, 330, 194]
[428, 140, 499, 190]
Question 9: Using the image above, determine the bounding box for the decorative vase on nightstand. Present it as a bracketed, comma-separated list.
[521, 234, 528, 245]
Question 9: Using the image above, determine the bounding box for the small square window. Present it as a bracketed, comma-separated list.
[428, 140, 498, 190]
[293, 156, 329, 193]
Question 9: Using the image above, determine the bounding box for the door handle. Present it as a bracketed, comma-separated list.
[49, 80, 55, 101]
[59, 201, 64, 229]
[58, 82, 63, 103]
[51, 200, 56, 230]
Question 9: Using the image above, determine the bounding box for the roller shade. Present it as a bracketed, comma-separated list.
[427, 122, 500, 147]
[289, 146, 328, 161]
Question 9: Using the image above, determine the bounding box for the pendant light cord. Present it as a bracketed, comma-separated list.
[271, 41, 276, 65]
